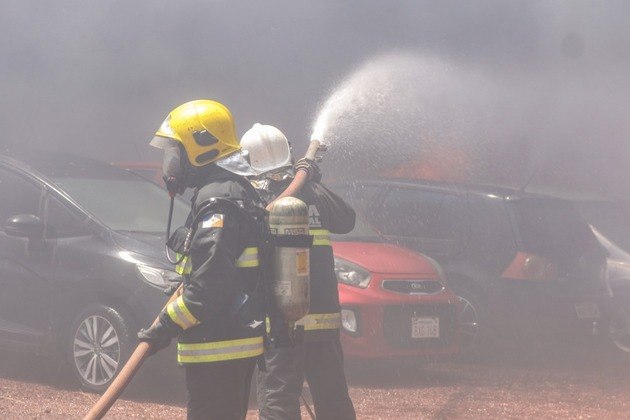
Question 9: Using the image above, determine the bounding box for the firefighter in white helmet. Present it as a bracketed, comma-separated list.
[241, 123, 357, 420]
[138, 100, 267, 419]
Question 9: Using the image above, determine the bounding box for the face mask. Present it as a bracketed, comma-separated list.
[162, 147, 185, 196]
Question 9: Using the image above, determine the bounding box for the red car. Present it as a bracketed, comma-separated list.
[331, 219, 460, 360]
[117, 162, 460, 360]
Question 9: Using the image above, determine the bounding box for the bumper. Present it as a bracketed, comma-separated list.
[338, 280, 460, 360]
[493, 280, 613, 340]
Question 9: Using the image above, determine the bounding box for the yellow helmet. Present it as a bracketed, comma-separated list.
[151, 100, 240, 167]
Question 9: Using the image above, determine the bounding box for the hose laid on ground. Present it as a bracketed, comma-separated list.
[83, 139, 325, 420]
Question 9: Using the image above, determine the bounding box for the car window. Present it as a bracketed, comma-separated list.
[467, 194, 517, 272]
[376, 187, 466, 240]
[54, 177, 189, 233]
[333, 183, 381, 214]
[331, 216, 383, 243]
[45, 194, 89, 238]
[510, 199, 602, 258]
[0, 167, 42, 227]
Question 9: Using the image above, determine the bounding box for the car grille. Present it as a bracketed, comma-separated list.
[382, 280, 445, 295]
[383, 304, 457, 349]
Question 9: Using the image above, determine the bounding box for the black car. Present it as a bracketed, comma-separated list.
[334, 180, 612, 353]
[0, 151, 188, 392]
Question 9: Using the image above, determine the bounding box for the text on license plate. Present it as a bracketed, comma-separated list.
[574, 302, 601, 319]
[411, 316, 440, 338]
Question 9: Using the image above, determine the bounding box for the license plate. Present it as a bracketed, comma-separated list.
[411, 316, 440, 338]
[574, 302, 601, 319]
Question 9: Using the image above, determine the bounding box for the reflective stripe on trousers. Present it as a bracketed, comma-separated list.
[310, 229, 331, 246]
[178, 336, 264, 363]
[176, 246, 259, 274]
[295, 312, 341, 331]
[167, 295, 200, 330]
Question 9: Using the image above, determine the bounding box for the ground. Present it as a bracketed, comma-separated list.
[1, 346, 629, 419]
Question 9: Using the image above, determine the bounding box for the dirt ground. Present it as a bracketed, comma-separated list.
[1, 345, 629, 419]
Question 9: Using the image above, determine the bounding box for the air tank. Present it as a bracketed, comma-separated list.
[268, 196, 310, 325]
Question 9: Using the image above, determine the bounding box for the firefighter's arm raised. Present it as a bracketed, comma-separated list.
[311, 182, 356, 234]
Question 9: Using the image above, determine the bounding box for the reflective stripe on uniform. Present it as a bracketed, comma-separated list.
[166, 295, 200, 330]
[235, 247, 259, 268]
[177, 336, 264, 363]
[178, 247, 258, 273]
[175, 254, 192, 275]
[295, 312, 341, 331]
[310, 229, 331, 246]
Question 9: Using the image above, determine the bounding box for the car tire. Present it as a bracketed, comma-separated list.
[66, 303, 135, 393]
[451, 286, 484, 356]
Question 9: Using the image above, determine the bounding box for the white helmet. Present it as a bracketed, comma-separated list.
[240, 123, 292, 176]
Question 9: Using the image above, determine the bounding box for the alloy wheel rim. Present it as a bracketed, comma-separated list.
[457, 295, 480, 349]
[73, 315, 121, 386]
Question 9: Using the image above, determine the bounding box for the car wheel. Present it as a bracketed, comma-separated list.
[609, 303, 630, 354]
[67, 304, 134, 393]
[453, 287, 483, 352]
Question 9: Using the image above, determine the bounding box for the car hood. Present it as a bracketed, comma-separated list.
[110, 230, 170, 267]
[332, 241, 438, 275]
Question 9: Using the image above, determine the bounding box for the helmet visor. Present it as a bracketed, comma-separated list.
[162, 147, 183, 180]
[150, 136, 179, 150]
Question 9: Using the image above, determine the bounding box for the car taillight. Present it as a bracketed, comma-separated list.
[502, 252, 558, 281]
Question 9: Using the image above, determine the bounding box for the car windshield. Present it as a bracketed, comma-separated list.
[510, 198, 602, 258]
[331, 215, 383, 242]
[53, 174, 189, 234]
[580, 202, 630, 253]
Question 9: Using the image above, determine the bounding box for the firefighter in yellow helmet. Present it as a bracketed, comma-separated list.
[138, 100, 266, 419]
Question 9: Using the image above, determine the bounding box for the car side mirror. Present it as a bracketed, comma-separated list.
[5, 214, 44, 239]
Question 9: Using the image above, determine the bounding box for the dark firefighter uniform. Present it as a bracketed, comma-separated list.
[258, 179, 357, 420]
[161, 171, 266, 420]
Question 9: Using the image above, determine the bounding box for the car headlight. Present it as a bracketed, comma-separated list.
[334, 257, 371, 288]
[136, 265, 182, 290]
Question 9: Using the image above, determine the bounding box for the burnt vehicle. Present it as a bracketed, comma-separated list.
[0, 151, 187, 392]
[578, 200, 630, 354]
[333, 180, 612, 353]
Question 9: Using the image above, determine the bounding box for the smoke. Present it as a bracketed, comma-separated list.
[315, 48, 630, 199]
[0, 1, 629, 198]
[314, 53, 489, 181]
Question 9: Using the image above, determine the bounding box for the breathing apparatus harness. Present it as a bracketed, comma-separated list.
[162, 153, 219, 265]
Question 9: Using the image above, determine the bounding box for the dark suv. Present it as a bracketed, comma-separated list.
[0, 151, 188, 392]
[334, 180, 612, 353]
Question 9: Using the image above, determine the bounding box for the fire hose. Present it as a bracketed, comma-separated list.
[83, 140, 324, 420]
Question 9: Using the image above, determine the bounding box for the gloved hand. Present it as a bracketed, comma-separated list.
[163, 281, 182, 297]
[137, 317, 178, 356]
[294, 158, 322, 182]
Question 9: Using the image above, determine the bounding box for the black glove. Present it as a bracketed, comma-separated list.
[163, 281, 183, 297]
[294, 158, 322, 182]
[137, 317, 178, 356]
